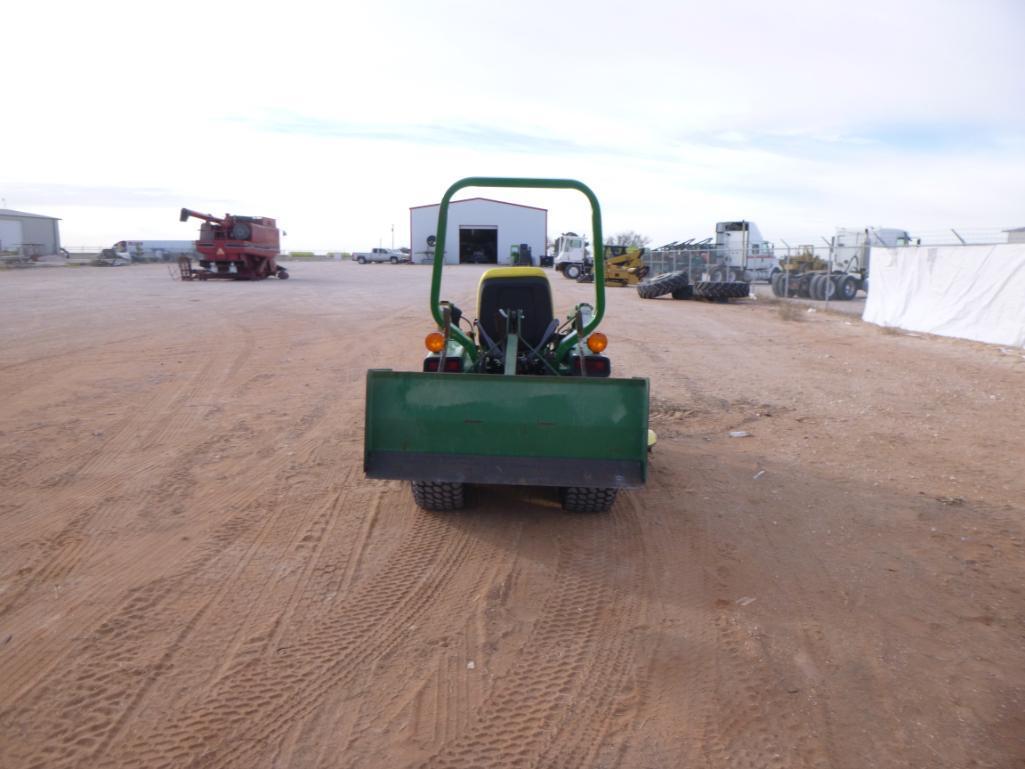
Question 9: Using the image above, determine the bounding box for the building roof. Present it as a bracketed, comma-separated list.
[410, 197, 547, 213]
[0, 208, 61, 221]
[1002, 226, 1025, 233]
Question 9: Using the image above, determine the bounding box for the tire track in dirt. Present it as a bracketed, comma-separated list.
[0, 458, 361, 769]
[0, 367, 352, 741]
[0, 322, 242, 617]
[329, 511, 527, 767]
[0, 504, 262, 768]
[416, 501, 649, 769]
[691, 499, 833, 768]
[99, 504, 482, 769]
[531, 498, 653, 769]
[89, 470, 357, 762]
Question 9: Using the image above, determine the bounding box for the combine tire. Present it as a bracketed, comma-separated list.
[562, 487, 618, 513]
[693, 281, 750, 299]
[671, 285, 694, 300]
[411, 481, 464, 511]
[636, 270, 689, 299]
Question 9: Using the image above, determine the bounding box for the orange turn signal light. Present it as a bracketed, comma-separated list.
[586, 332, 608, 353]
[425, 331, 446, 353]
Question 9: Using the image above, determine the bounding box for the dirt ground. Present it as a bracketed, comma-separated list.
[1, 262, 1023, 769]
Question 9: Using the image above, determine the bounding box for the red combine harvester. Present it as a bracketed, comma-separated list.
[179, 208, 289, 280]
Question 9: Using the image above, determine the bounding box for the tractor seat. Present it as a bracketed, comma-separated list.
[477, 267, 554, 349]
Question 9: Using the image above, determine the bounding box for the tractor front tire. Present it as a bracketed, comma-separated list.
[411, 481, 464, 511]
[637, 270, 689, 299]
[562, 486, 618, 513]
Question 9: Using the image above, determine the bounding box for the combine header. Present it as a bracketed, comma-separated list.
[364, 177, 655, 513]
[178, 208, 288, 280]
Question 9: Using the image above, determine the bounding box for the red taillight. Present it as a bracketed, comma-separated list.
[571, 355, 611, 377]
[423, 356, 463, 372]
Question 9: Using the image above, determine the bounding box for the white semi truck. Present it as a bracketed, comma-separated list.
[552, 232, 589, 279]
[709, 221, 776, 282]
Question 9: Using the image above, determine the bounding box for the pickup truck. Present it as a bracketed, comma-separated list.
[353, 247, 410, 264]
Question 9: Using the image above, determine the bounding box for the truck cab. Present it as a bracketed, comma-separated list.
[713, 221, 776, 282]
[552, 232, 589, 279]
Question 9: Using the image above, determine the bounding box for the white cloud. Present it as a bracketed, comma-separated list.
[2, 0, 1023, 250]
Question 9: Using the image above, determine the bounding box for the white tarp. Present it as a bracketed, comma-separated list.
[863, 244, 1025, 348]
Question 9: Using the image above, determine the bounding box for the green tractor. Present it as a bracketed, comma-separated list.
[363, 178, 654, 513]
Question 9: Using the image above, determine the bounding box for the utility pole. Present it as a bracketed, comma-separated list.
[391, 224, 394, 250]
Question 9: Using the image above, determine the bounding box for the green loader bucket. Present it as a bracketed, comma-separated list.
[364, 370, 649, 488]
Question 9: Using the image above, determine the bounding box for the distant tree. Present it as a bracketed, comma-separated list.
[606, 231, 650, 248]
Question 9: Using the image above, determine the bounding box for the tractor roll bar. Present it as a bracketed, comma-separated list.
[430, 177, 606, 364]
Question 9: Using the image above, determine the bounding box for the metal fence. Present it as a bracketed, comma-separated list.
[644, 248, 716, 279]
[644, 243, 784, 282]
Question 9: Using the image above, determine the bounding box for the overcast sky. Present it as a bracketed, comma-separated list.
[4, 0, 1023, 251]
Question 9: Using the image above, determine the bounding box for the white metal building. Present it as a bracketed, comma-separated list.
[0, 209, 62, 256]
[409, 198, 546, 265]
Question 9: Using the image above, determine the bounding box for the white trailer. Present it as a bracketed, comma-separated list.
[113, 240, 197, 262]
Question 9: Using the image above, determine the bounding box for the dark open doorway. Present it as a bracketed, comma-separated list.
[459, 227, 498, 264]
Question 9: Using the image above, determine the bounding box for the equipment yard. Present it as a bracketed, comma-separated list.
[1, 262, 1024, 769]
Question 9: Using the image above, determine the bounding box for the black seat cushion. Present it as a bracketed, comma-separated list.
[478, 275, 554, 349]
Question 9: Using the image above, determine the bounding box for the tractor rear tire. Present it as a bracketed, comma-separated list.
[637, 270, 689, 299]
[411, 481, 464, 511]
[671, 285, 694, 300]
[562, 486, 618, 513]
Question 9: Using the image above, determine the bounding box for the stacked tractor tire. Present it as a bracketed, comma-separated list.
[636, 271, 750, 302]
[770, 272, 863, 301]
